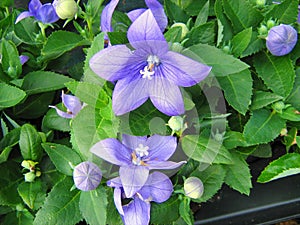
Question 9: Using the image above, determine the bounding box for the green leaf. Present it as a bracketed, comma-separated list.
[250, 91, 284, 111]
[224, 151, 252, 195]
[223, 131, 248, 149]
[21, 71, 73, 95]
[40, 31, 90, 62]
[14, 17, 40, 45]
[250, 144, 272, 158]
[258, 153, 300, 183]
[240, 31, 264, 58]
[190, 164, 226, 202]
[280, 106, 300, 122]
[253, 51, 295, 98]
[266, 0, 298, 24]
[0, 83, 26, 109]
[42, 108, 71, 132]
[222, 0, 263, 33]
[218, 69, 252, 115]
[2, 210, 34, 225]
[164, 0, 189, 23]
[243, 109, 286, 145]
[105, 188, 123, 225]
[150, 196, 180, 224]
[19, 124, 43, 161]
[195, 1, 209, 26]
[181, 135, 232, 164]
[79, 186, 107, 225]
[17, 180, 45, 210]
[179, 198, 194, 225]
[42, 143, 82, 176]
[33, 176, 81, 225]
[107, 32, 128, 45]
[286, 68, 300, 110]
[231, 28, 252, 57]
[1, 40, 22, 79]
[164, 26, 182, 43]
[214, 0, 233, 42]
[184, 43, 249, 77]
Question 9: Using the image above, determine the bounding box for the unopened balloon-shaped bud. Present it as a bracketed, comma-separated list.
[266, 24, 297, 56]
[24, 172, 36, 182]
[258, 24, 268, 36]
[266, 19, 276, 29]
[73, 161, 102, 191]
[54, 0, 78, 19]
[272, 101, 285, 113]
[184, 177, 204, 199]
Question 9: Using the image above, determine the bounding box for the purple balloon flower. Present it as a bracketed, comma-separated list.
[73, 161, 102, 191]
[107, 172, 173, 225]
[19, 55, 29, 65]
[91, 134, 185, 198]
[49, 91, 83, 119]
[266, 24, 298, 56]
[90, 10, 211, 116]
[15, 0, 59, 24]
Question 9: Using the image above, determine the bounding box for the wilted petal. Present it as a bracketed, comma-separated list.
[146, 135, 177, 161]
[112, 76, 149, 116]
[49, 105, 74, 119]
[147, 160, 186, 170]
[122, 134, 147, 150]
[119, 165, 149, 198]
[149, 75, 184, 116]
[15, 11, 34, 23]
[123, 196, 151, 225]
[73, 161, 102, 191]
[161, 51, 212, 87]
[127, 8, 146, 22]
[127, 10, 167, 52]
[61, 91, 82, 115]
[90, 138, 132, 166]
[35, 4, 59, 23]
[101, 0, 119, 33]
[89, 45, 141, 82]
[146, 0, 168, 32]
[138, 172, 173, 203]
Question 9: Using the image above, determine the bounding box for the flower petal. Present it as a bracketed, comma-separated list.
[107, 176, 122, 188]
[112, 76, 149, 116]
[90, 138, 132, 166]
[138, 172, 173, 203]
[147, 160, 186, 170]
[127, 9, 168, 52]
[122, 134, 147, 150]
[127, 8, 146, 22]
[19, 55, 29, 65]
[35, 4, 59, 23]
[49, 105, 73, 119]
[161, 51, 212, 87]
[29, 0, 42, 13]
[146, 0, 168, 31]
[89, 45, 141, 82]
[123, 196, 151, 225]
[61, 91, 82, 115]
[119, 165, 149, 198]
[15, 11, 33, 23]
[149, 76, 184, 116]
[101, 0, 119, 33]
[146, 135, 177, 161]
[114, 187, 125, 216]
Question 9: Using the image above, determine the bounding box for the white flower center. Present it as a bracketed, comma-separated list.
[139, 55, 160, 80]
[135, 144, 149, 157]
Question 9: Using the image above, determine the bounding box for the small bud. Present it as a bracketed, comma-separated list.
[280, 128, 288, 136]
[16, 204, 25, 212]
[184, 177, 204, 199]
[21, 160, 38, 171]
[54, 0, 78, 20]
[266, 24, 297, 56]
[171, 23, 189, 40]
[35, 170, 42, 177]
[24, 172, 36, 182]
[272, 101, 285, 113]
[256, 0, 266, 6]
[73, 161, 102, 191]
[222, 45, 231, 54]
[7, 66, 17, 78]
[167, 116, 187, 135]
[258, 24, 268, 36]
[266, 19, 276, 29]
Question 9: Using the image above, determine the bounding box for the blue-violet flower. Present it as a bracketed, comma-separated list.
[266, 24, 298, 56]
[91, 134, 185, 198]
[73, 161, 102, 191]
[90, 9, 211, 116]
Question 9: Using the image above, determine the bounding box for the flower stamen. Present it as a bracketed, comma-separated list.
[140, 66, 155, 80]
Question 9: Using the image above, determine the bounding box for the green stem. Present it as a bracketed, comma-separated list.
[38, 22, 48, 41]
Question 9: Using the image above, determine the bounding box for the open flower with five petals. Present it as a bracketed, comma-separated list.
[90, 9, 211, 116]
[91, 134, 185, 198]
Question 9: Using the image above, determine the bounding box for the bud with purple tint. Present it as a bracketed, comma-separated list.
[266, 24, 298, 56]
[184, 177, 204, 199]
[73, 161, 102, 191]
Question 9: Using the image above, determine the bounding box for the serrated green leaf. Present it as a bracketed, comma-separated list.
[253, 51, 295, 98]
[258, 153, 300, 183]
[224, 151, 252, 195]
[231, 28, 252, 57]
[14, 17, 40, 45]
[42, 143, 82, 176]
[0, 127, 21, 150]
[1, 40, 22, 79]
[223, 131, 248, 149]
[286, 68, 300, 110]
[222, 0, 263, 33]
[190, 164, 226, 202]
[243, 109, 285, 145]
[214, 0, 233, 42]
[218, 69, 252, 115]
[107, 32, 128, 45]
[184, 43, 249, 77]
[240, 31, 264, 58]
[250, 91, 284, 111]
[250, 144, 272, 158]
[79, 186, 107, 225]
[33, 176, 81, 225]
[164, 0, 189, 23]
[21, 71, 73, 95]
[17, 180, 45, 210]
[195, 1, 209, 26]
[150, 196, 180, 224]
[40, 31, 89, 62]
[19, 124, 43, 161]
[179, 198, 193, 225]
[283, 127, 297, 150]
[266, 0, 298, 24]
[0, 83, 26, 109]
[280, 106, 300, 122]
[181, 135, 232, 164]
[164, 26, 182, 43]
[2, 210, 34, 225]
[42, 108, 71, 132]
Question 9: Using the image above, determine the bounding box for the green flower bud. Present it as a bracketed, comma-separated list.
[258, 24, 268, 35]
[167, 116, 187, 135]
[54, 0, 78, 19]
[24, 172, 36, 182]
[170, 22, 189, 40]
[222, 45, 231, 54]
[272, 101, 285, 113]
[184, 177, 204, 199]
[266, 19, 276, 29]
[21, 160, 38, 171]
[256, 0, 266, 6]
